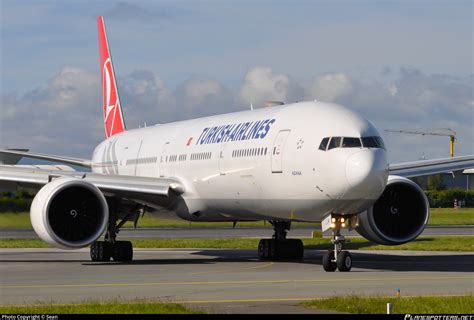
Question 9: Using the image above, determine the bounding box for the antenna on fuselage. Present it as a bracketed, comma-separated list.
[250, 103, 254, 111]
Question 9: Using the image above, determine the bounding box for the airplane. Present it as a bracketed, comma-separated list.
[1, 16, 473, 272]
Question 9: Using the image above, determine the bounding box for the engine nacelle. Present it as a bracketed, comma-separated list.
[356, 175, 429, 245]
[31, 177, 108, 249]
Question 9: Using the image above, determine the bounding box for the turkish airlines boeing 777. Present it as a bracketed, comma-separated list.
[1, 17, 473, 272]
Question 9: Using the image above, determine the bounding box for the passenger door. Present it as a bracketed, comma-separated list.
[271, 130, 290, 173]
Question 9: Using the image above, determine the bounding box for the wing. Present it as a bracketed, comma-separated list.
[389, 155, 474, 178]
[0, 165, 185, 208]
[0, 149, 92, 168]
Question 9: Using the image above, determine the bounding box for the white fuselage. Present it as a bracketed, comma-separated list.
[91, 101, 389, 222]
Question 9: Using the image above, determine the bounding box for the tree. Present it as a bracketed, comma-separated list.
[427, 174, 445, 190]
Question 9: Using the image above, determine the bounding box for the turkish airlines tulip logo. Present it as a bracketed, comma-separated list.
[103, 58, 117, 122]
[102, 57, 123, 137]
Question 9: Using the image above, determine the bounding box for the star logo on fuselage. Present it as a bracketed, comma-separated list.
[297, 138, 304, 149]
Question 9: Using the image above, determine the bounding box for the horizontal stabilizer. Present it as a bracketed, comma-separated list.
[0, 149, 28, 165]
[0, 149, 92, 168]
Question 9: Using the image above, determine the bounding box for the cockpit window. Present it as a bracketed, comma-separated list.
[361, 136, 385, 149]
[319, 137, 329, 151]
[375, 136, 386, 149]
[341, 137, 362, 148]
[327, 137, 342, 150]
[320, 136, 385, 151]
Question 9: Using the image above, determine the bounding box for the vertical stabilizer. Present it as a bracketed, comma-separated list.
[97, 16, 126, 138]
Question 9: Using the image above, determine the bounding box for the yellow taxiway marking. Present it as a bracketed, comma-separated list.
[1, 276, 470, 290]
[190, 262, 274, 275]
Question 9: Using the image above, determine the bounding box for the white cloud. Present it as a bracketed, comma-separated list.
[309, 73, 353, 102]
[239, 67, 291, 107]
[1, 65, 471, 162]
[0, 66, 102, 157]
[182, 79, 222, 106]
[27, 67, 99, 110]
[175, 77, 236, 119]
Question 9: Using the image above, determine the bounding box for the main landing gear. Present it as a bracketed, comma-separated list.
[322, 215, 353, 272]
[90, 203, 139, 262]
[258, 221, 304, 260]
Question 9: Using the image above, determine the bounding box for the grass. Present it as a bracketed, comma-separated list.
[304, 295, 474, 314]
[429, 208, 474, 225]
[0, 208, 472, 230]
[0, 300, 203, 314]
[1, 236, 472, 251]
[0, 212, 319, 230]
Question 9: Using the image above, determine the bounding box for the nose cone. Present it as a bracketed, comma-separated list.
[345, 150, 388, 199]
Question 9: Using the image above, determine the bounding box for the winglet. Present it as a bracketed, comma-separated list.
[97, 16, 126, 138]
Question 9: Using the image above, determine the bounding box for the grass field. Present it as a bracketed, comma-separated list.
[304, 295, 474, 314]
[0, 300, 202, 314]
[0, 208, 472, 230]
[1, 235, 472, 251]
[0, 212, 319, 229]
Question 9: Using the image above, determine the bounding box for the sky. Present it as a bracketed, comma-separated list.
[0, 0, 472, 163]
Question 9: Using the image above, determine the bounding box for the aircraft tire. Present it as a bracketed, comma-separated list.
[90, 241, 111, 262]
[112, 241, 133, 262]
[322, 250, 337, 272]
[336, 250, 352, 272]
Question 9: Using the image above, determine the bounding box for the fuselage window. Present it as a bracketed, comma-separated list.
[327, 137, 342, 150]
[319, 137, 329, 151]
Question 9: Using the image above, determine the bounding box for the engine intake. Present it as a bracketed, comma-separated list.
[356, 175, 429, 245]
[31, 177, 108, 249]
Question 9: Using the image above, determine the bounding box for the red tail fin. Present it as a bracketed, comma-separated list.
[97, 16, 125, 138]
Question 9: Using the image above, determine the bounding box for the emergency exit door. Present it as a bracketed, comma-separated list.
[271, 130, 290, 173]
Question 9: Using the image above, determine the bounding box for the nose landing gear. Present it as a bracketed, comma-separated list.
[322, 215, 354, 272]
[322, 233, 352, 272]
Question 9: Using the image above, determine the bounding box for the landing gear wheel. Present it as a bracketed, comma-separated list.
[336, 250, 352, 272]
[280, 239, 304, 260]
[258, 239, 272, 260]
[90, 241, 111, 262]
[112, 241, 133, 262]
[322, 250, 337, 272]
[258, 221, 305, 261]
[289, 239, 304, 260]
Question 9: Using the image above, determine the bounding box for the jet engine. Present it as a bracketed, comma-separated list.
[356, 175, 429, 245]
[30, 177, 109, 249]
